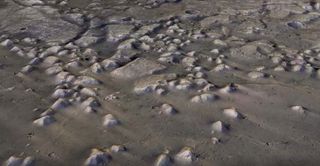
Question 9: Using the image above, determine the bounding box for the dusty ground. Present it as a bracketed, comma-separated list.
[1, 0, 320, 165]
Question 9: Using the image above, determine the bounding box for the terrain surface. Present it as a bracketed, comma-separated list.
[1, 0, 320, 165]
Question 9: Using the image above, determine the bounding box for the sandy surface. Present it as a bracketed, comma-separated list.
[1, 0, 320, 165]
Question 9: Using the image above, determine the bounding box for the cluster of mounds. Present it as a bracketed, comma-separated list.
[1, 0, 320, 165]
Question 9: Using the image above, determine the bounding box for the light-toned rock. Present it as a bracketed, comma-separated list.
[40, 109, 55, 117]
[33, 115, 55, 126]
[110, 145, 126, 153]
[131, 24, 161, 38]
[52, 89, 72, 99]
[101, 59, 119, 70]
[213, 39, 227, 47]
[155, 153, 171, 166]
[83, 48, 98, 57]
[29, 58, 41, 65]
[74, 76, 100, 86]
[223, 108, 243, 119]
[57, 50, 69, 56]
[107, 24, 135, 42]
[16, 0, 44, 6]
[91, 63, 104, 73]
[200, 84, 216, 92]
[80, 88, 97, 97]
[51, 98, 70, 110]
[213, 64, 232, 72]
[22, 156, 35, 166]
[81, 97, 100, 108]
[291, 105, 307, 114]
[139, 42, 151, 51]
[75, 35, 104, 48]
[175, 79, 194, 91]
[182, 57, 197, 66]
[248, 71, 265, 79]
[103, 114, 119, 127]
[211, 137, 220, 144]
[230, 44, 265, 59]
[111, 58, 166, 79]
[274, 66, 285, 71]
[140, 35, 154, 43]
[64, 13, 85, 26]
[219, 83, 238, 94]
[5, 156, 22, 166]
[117, 39, 139, 50]
[109, 49, 138, 65]
[194, 78, 208, 87]
[21, 65, 34, 74]
[5, 156, 34, 166]
[10, 46, 21, 53]
[65, 61, 81, 69]
[45, 66, 63, 75]
[211, 121, 228, 133]
[156, 88, 167, 95]
[85, 149, 110, 166]
[160, 104, 177, 115]
[55, 72, 70, 84]
[41, 46, 62, 57]
[191, 93, 218, 103]
[43, 56, 60, 66]
[174, 147, 195, 164]
[134, 74, 176, 94]
[200, 15, 230, 28]
[0, 39, 13, 48]
[83, 106, 97, 114]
